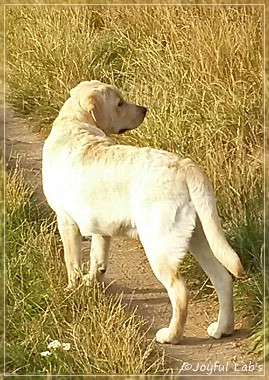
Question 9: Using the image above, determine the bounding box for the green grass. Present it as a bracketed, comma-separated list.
[5, 5, 265, 360]
[5, 167, 164, 375]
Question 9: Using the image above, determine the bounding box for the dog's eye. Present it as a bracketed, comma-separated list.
[118, 99, 124, 107]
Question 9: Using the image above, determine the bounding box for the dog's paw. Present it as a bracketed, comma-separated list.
[64, 276, 81, 291]
[156, 328, 182, 344]
[87, 267, 106, 284]
[83, 273, 106, 289]
[207, 322, 234, 339]
[82, 274, 93, 287]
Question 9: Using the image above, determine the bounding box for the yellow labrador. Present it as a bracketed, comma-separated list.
[42, 80, 243, 344]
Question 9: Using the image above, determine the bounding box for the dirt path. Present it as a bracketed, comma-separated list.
[5, 109, 266, 378]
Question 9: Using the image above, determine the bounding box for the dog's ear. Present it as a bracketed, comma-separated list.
[83, 89, 110, 132]
[82, 90, 96, 113]
[69, 81, 110, 133]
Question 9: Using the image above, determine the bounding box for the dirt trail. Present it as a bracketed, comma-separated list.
[5, 109, 266, 378]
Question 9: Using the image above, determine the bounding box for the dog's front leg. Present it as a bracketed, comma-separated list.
[86, 234, 111, 285]
[57, 213, 82, 288]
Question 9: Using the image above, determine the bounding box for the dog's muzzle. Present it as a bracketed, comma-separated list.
[119, 106, 147, 134]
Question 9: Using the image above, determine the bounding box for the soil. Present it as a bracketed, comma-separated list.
[5, 107, 267, 378]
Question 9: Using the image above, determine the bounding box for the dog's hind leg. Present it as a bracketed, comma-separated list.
[136, 201, 196, 344]
[57, 213, 82, 288]
[138, 230, 192, 343]
[156, 267, 189, 344]
[87, 234, 111, 284]
[189, 218, 234, 338]
[141, 242, 189, 344]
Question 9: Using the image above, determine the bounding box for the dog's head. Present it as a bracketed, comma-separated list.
[69, 80, 147, 135]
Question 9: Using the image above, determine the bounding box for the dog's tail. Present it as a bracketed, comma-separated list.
[185, 159, 244, 277]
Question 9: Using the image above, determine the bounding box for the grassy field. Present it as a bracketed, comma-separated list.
[5, 3, 265, 371]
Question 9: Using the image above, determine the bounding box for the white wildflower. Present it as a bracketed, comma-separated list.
[40, 350, 52, 357]
[62, 343, 71, 351]
[47, 339, 61, 349]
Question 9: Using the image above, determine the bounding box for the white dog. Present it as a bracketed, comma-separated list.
[42, 80, 243, 344]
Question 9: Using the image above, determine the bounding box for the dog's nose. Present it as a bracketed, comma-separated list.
[142, 106, 147, 115]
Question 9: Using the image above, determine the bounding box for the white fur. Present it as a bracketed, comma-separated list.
[42, 80, 243, 344]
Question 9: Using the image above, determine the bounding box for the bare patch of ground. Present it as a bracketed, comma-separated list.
[5, 109, 266, 378]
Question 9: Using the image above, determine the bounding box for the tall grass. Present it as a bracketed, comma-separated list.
[5, 167, 163, 374]
[6, 6, 263, 219]
[5, 5, 264, 358]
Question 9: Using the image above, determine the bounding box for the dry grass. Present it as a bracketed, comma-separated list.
[5, 4, 265, 364]
[6, 6, 263, 223]
[5, 167, 164, 374]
